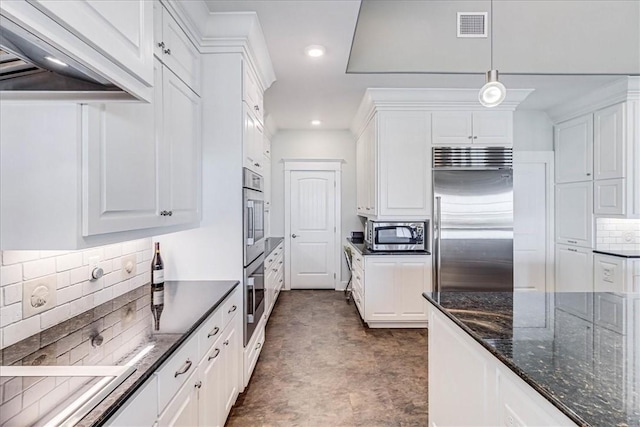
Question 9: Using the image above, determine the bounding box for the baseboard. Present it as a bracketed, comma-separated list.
[335, 280, 348, 291]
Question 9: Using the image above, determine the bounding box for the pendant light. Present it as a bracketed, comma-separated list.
[479, 0, 506, 107]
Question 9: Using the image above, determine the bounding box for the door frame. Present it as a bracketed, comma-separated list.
[283, 159, 342, 291]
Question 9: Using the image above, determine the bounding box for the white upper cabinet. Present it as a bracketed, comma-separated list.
[377, 111, 431, 218]
[2, 0, 154, 101]
[243, 65, 264, 124]
[243, 104, 264, 173]
[555, 114, 594, 183]
[356, 112, 430, 219]
[154, 1, 201, 94]
[432, 111, 513, 146]
[555, 181, 593, 248]
[594, 103, 625, 180]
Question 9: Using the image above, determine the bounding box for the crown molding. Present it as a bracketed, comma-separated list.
[350, 88, 534, 137]
[546, 76, 640, 124]
[199, 12, 276, 92]
[162, 0, 207, 50]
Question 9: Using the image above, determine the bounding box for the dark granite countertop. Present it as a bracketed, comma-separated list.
[593, 249, 640, 258]
[346, 238, 431, 256]
[265, 237, 284, 256]
[423, 291, 640, 427]
[0, 280, 239, 427]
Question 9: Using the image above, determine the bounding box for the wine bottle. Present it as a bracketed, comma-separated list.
[150, 242, 165, 331]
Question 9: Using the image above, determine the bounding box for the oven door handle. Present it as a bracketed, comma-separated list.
[247, 277, 256, 324]
[247, 201, 255, 245]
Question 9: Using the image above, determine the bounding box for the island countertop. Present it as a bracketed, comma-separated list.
[423, 291, 640, 427]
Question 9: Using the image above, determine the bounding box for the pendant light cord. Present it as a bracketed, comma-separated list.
[490, 0, 493, 70]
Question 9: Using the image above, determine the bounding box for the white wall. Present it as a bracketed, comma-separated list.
[270, 130, 360, 283]
[513, 110, 554, 151]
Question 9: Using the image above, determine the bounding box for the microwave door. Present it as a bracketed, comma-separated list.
[377, 227, 416, 244]
[253, 199, 265, 243]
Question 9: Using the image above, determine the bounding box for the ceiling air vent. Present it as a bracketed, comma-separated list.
[457, 12, 488, 38]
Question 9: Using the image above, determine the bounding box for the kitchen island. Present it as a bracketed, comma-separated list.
[423, 291, 640, 427]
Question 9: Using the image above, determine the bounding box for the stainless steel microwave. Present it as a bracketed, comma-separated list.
[365, 220, 428, 252]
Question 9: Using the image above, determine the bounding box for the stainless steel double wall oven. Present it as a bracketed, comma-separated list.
[243, 168, 265, 346]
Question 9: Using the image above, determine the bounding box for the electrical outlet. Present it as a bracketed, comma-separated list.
[121, 254, 137, 280]
[23, 276, 57, 317]
[623, 231, 635, 243]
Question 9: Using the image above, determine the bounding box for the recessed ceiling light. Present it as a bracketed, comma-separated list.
[44, 56, 68, 67]
[304, 45, 326, 58]
[311, 120, 322, 126]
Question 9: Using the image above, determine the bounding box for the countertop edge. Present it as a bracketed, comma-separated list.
[346, 238, 431, 256]
[422, 292, 589, 427]
[593, 249, 640, 259]
[93, 281, 240, 426]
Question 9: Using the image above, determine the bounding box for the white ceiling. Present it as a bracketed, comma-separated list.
[206, 0, 622, 131]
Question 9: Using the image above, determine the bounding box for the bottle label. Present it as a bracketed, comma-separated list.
[153, 289, 164, 305]
[153, 270, 164, 284]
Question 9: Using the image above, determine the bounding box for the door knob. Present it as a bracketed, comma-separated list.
[291, 234, 298, 238]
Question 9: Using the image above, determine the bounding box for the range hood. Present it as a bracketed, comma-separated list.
[0, 15, 125, 96]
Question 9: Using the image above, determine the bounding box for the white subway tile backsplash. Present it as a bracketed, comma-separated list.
[0, 303, 22, 328]
[1, 265, 22, 287]
[55, 253, 83, 272]
[3, 315, 40, 347]
[58, 283, 82, 305]
[22, 258, 56, 281]
[0, 238, 152, 349]
[68, 266, 89, 285]
[595, 218, 640, 251]
[3, 284, 22, 306]
[2, 251, 39, 266]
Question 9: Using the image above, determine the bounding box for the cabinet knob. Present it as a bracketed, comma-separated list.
[468, 136, 473, 139]
[473, 136, 478, 139]
[586, 173, 591, 176]
[157, 41, 165, 48]
[164, 48, 171, 55]
[195, 381, 202, 389]
[273, 268, 278, 272]
[254, 105, 260, 111]
[224, 340, 229, 346]
[160, 210, 167, 216]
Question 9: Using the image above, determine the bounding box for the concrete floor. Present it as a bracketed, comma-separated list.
[226, 290, 428, 426]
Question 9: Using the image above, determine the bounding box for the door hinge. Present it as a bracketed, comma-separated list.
[334, 181, 336, 188]
[334, 226, 336, 232]
[334, 273, 336, 279]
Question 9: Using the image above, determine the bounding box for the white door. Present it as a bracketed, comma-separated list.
[289, 171, 337, 289]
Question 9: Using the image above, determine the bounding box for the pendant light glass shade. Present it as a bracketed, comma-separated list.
[479, 70, 506, 107]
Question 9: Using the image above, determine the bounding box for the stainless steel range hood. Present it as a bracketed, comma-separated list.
[0, 14, 128, 97]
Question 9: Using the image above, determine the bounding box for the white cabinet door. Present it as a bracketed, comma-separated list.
[365, 256, 430, 324]
[356, 127, 367, 215]
[364, 117, 377, 215]
[377, 111, 431, 218]
[222, 324, 240, 418]
[161, 68, 201, 226]
[594, 103, 625, 180]
[593, 254, 626, 293]
[157, 370, 199, 427]
[83, 61, 163, 236]
[432, 112, 473, 145]
[594, 178, 625, 215]
[156, 5, 201, 94]
[555, 244, 593, 319]
[243, 65, 263, 123]
[472, 111, 513, 145]
[253, 121, 265, 172]
[243, 106, 263, 173]
[199, 343, 224, 427]
[555, 114, 593, 183]
[30, 0, 154, 86]
[555, 181, 593, 247]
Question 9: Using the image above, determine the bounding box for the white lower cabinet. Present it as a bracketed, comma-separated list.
[555, 244, 593, 320]
[428, 305, 576, 427]
[265, 242, 285, 319]
[347, 243, 431, 327]
[243, 318, 266, 388]
[106, 288, 241, 427]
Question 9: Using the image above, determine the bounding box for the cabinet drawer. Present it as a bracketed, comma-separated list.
[222, 288, 241, 328]
[157, 335, 198, 411]
[197, 306, 224, 361]
[244, 322, 265, 385]
[352, 251, 364, 272]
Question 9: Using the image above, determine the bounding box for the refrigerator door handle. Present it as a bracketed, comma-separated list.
[434, 196, 441, 293]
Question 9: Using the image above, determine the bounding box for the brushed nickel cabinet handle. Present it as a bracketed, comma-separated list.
[208, 348, 220, 361]
[228, 305, 237, 313]
[256, 342, 262, 350]
[208, 326, 220, 338]
[174, 359, 192, 378]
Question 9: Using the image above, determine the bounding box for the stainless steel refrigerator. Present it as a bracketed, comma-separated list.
[433, 147, 513, 292]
